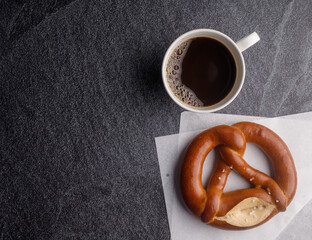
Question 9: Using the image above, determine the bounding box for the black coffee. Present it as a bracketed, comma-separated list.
[165, 37, 236, 107]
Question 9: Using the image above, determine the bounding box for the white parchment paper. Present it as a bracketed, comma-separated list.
[179, 111, 312, 133]
[155, 112, 312, 240]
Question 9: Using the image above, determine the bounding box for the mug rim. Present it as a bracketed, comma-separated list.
[161, 29, 245, 113]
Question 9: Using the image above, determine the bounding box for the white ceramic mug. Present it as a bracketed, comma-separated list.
[161, 29, 260, 112]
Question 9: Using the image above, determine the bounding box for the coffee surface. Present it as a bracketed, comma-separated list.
[165, 37, 236, 107]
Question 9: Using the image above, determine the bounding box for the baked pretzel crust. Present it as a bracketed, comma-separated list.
[180, 122, 297, 230]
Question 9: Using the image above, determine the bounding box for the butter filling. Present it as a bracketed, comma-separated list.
[214, 197, 276, 227]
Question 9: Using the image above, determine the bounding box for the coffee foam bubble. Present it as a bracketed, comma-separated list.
[166, 39, 204, 107]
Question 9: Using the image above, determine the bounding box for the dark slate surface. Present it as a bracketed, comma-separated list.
[1, 0, 312, 239]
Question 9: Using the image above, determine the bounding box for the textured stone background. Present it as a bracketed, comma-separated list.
[1, 0, 312, 239]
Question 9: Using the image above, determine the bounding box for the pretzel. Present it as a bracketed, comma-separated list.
[180, 122, 297, 230]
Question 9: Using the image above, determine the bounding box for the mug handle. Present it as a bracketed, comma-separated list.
[236, 32, 260, 52]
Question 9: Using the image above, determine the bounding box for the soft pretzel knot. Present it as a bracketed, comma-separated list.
[180, 122, 297, 230]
